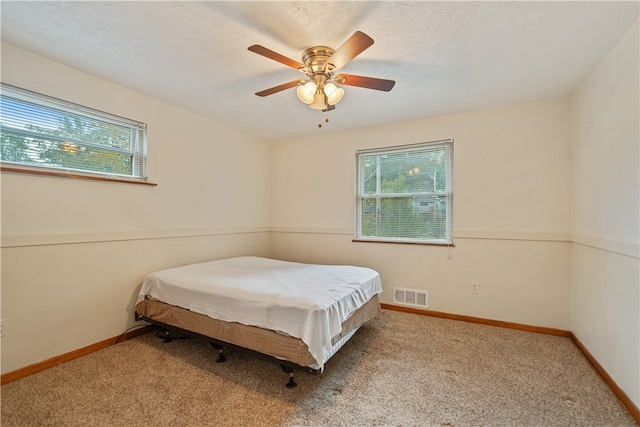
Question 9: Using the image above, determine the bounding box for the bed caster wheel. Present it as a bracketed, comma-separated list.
[210, 343, 226, 362]
[157, 329, 173, 343]
[281, 365, 297, 388]
[286, 374, 297, 388]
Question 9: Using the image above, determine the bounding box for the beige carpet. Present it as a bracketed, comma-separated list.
[1, 310, 634, 426]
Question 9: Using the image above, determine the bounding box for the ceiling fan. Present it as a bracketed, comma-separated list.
[248, 31, 395, 112]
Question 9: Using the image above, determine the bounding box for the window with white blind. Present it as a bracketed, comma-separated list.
[0, 83, 147, 181]
[355, 139, 453, 244]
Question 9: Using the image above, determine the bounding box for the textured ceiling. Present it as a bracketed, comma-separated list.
[1, 1, 638, 141]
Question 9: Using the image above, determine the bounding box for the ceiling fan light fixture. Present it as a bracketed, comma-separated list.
[309, 92, 327, 110]
[296, 81, 317, 104]
[323, 82, 344, 105]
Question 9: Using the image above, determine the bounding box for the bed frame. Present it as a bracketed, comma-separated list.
[135, 295, 380, 388]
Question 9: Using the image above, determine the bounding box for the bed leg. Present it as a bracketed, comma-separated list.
[210, 343, 226, 363]
[286, 373, 297, 388]
[156, 328, 173, 343]
[281, 365, 298, 388]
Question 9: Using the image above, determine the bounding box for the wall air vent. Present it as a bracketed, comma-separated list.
[394, 287, 428, 309]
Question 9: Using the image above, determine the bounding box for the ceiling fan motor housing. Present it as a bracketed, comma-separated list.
[301, 46, 336, 74]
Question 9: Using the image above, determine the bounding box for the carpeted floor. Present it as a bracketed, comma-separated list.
[1, 309, 634, 426]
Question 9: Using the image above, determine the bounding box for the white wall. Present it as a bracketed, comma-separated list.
[270, 97, 573, 330]
[0, 43, 272, 374]
[571, 20, 639, 407]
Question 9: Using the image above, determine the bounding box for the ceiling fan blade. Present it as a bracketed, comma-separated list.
[255, 80, 304, 97]
[324, 31, 374, 73]
[334, 74, 396, 91]
[248, 45, 307, 72]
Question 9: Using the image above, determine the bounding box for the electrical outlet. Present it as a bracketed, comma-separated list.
[0, 318, 6, 337]
[471, 282, 479, 294]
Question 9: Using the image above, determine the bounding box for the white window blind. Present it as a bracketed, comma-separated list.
[356, 139, 453, 244]
[0, 83, 147, 179]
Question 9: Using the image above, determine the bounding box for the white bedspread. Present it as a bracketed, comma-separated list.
[136, 256, 382, 369]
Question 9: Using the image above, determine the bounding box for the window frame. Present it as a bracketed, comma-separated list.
[355, 139, 454, 245]
[0, 83, 150, 184]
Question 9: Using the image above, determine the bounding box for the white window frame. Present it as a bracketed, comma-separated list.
[0, 83, 148, 182]
[355, 139, 454, 245]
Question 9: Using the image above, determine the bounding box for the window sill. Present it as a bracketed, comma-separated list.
[1, 166, 157, 186]
[352, 238, 454, 247]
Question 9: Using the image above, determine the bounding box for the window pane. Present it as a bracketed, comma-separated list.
[1, 133, 133, 174]
[0, 84, 146, 179]
[361, 195, 447, 240]
[362, 148, 448, 195]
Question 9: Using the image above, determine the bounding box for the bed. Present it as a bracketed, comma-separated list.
[135, 256, 382, 386]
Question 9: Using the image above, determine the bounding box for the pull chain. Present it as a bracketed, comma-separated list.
[318, 113, 330, 128]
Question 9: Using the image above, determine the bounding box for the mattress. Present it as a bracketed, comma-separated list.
[136, 256, 383, 369]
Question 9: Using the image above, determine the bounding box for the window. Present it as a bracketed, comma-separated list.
[0, 84, 147, 181]
[356, 139, 453, 244]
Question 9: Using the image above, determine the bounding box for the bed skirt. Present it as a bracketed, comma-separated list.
[135, 294, 380, 370]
